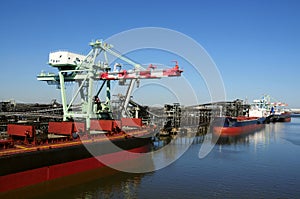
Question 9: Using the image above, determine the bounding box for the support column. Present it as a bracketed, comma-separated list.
[59, 72, 67, 121]
[106, 80, 111, 110]
[86, 72, 94, 130]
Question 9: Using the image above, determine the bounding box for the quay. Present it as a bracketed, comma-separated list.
[151, 99, 250, 136]
[1, 98, 293, 137]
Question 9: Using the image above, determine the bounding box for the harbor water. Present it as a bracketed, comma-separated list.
[7, 117, 300, 199]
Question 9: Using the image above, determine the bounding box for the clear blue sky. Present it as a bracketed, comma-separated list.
[0, 0, 299, 107]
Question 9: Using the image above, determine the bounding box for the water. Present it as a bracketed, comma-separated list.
[7, 118, 300, 198]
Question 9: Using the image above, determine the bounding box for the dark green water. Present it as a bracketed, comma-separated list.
[7, 118, 300, 198]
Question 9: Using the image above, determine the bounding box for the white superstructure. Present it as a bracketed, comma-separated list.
[48, 51, 85, 67]
[249, 99, 269, 118]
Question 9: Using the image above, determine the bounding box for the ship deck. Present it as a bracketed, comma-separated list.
[0, 128, 151, 157]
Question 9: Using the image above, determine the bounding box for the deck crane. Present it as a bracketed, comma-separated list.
[37, 40, 183, 130]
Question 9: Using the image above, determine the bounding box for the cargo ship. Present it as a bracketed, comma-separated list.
[0, 120, 155, 193]
[249, 95, 291, 123]
[0, 40, 183, 193]
[212, 116, 265, 137]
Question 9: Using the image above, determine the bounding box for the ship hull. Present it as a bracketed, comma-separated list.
[274, 112, 291, 122]
[213, 117, 265, 137]
[277, 117, 291, 122]
[0, 134, 152, 193]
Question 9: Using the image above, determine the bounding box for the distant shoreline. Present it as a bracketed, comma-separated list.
[291, 114, 300, 117]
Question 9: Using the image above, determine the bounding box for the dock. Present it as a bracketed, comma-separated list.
[152, 99, 250, 136]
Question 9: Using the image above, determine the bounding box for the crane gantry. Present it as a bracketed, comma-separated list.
[37, 40, 183, 130]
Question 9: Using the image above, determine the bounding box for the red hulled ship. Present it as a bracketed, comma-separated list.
[213, 116, 266, 137]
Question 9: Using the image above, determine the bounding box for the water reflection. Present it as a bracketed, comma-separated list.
[278, 118, 300, 147]
[211, 122, 286, 147]
[73, 172, 146, 199]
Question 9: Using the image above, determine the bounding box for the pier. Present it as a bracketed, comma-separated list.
[151, 99, 250, 136]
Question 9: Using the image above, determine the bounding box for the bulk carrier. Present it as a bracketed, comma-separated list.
[212, 95, 292, 138]
[212, 116, 265, 137]
[0, 40, 183, 192]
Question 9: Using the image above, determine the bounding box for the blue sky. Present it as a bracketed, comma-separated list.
[0, 0, 299, 107]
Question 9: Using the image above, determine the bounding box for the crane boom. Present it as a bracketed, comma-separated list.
[100, 63, 182, 117]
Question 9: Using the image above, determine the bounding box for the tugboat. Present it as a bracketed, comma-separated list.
[0, 40, 183, 193]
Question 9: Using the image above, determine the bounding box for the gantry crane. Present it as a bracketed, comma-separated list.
[37, 40, 183, 130]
